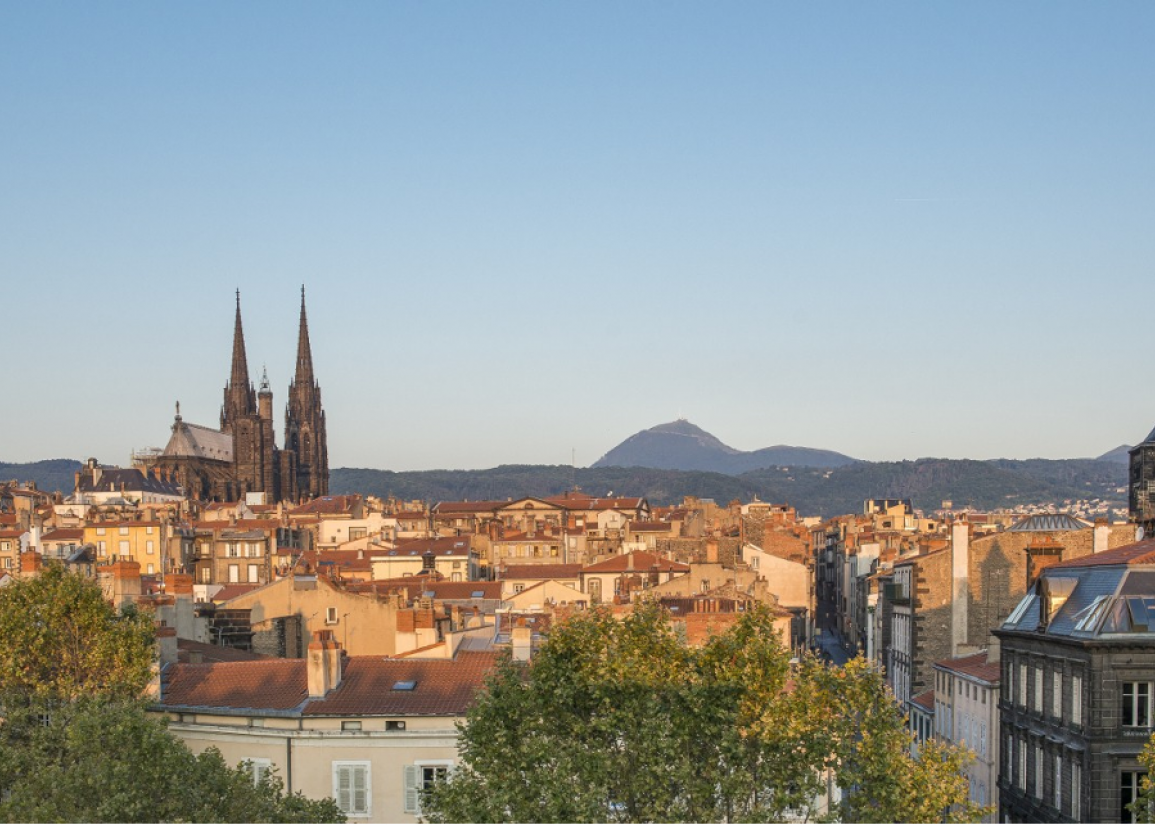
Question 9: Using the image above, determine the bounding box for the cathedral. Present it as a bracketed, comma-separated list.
[149, 289, 329, 503]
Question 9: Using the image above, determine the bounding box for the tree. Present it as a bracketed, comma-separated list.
[0, 564, 343, 822]
[424, 601, 986, 824]
[0, 698, 344, 823]
[0, 563, 155, 703]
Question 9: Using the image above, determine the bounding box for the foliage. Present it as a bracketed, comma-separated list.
[0, 698, 344, 823]
[1129, 734, 1155, 822]
[424, 602, 986, 824]
[0, 563, 156, 703]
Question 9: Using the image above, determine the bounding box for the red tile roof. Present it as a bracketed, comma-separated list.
[910, 690, 935, 711]
[935, 651, 1001, 684]
[291, 495, 362, 516]
[41, 528, 84, 541]
[1048, 539, 1155, 569]
[382, 536, 473, 557]
[432, 501, 506, 515]
[583, 552, 689, 574]
[629, 521, 673, 533]
[501, 564, 582, 580]
[160, 652, 499, 716]
[163, 660, 306, 710]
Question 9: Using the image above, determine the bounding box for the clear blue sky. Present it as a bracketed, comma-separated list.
[2, 2, 1153, 470]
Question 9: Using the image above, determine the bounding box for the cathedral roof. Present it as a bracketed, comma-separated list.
[163, 420, 234, 463]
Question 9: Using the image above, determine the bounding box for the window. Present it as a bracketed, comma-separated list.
[1053, 671, 1062, 719]
[1054, 753, 1062, 810]
[247, 564, 259, 583]
[1019, 663, 1027, 707]
[1072, 674, 1083, 726]
[341, 720, 362, 731]
[1123, 770, 1144, 823]
[1017, 741, 1026, 791]
[146, 563, 155, 575]
[243, 758, 272, 786]
[1034, 745, 1043, 799]
[119, 526, 129, 535]
[386, 720, 406, 731]
[228, 564, 239, 583]
[118, 540, 129, 557]
[146, 540, 154, 555]
[1072, 761, 1081, 817]
[513, 584, 524, 594]
[96, 527, 106, 536]
[227, 543, 239, 558]
[1124, 682, 1152, 728]
[1034, 666, 1043, 712]
[404, 762, 450, 816]
[98, 540, 106, 553]
[146, 525, 154, 534]
[326, 607, 338, 625]
[333, 762, 370, 817]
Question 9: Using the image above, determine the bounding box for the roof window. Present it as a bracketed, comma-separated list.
[392, 680, 417, 691]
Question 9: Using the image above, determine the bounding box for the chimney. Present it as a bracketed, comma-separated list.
[511, 618, 532, 662]
[307, 630, 342, 698]
[951, 520, 970, 656]
[1094, 519, 1109, 554]
[19, 552, 41, 577]
[157, 625, 179, 667]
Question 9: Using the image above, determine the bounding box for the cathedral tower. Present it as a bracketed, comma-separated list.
[283, 286, 329, 501]
[221, 291, 278, 499]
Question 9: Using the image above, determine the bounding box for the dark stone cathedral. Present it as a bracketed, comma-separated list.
[150, 289, 329, 503]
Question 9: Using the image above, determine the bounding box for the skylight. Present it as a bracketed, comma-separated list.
[392, 681, 417, 691]
[1073, 596, 1110, 632]
[1005, 594, 1036, 626]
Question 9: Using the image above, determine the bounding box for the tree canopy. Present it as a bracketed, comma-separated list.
[0, 698, 344, 823]
[424, 601, 987, 824]
[0, 562, 155, 703]
[0, 565, 343, 822]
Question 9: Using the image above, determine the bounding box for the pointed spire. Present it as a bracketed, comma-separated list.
[230, 289, 252, 393]
[260, 364, 271, 394]
[295, 284, 314, 385]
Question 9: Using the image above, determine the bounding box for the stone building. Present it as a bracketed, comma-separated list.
[1130, 426, 1155, 535]
[996, 540, 1155, 823]
[148, 289, 328, 503]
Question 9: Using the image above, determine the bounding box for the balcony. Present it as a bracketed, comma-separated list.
[884, 584, 909, 605]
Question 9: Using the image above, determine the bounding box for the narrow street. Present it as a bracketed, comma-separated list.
[815, 627, 852, 666]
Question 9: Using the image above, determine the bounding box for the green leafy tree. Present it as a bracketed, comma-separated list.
[0, 563, 155, 702]
[425, 601, 985, 824]
[0, 698, 344, 822]
[1129, 734, 1155, 821]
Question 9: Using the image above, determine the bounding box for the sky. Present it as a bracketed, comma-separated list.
[2, 2, 1154, 471]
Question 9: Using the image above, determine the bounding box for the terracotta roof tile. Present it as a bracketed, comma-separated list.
[935, 651, 1001, 683]
[910, 690, 935, 711]
[41, 528, 84, 541]
[159, 652, 499, 716]
[1048, 539, 1155, 569]
[501, 564, 582, 580]
[162, 660, 307, 710]
[583, 551, 689, 574]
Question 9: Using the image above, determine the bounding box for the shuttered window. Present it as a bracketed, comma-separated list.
[242, 758, 272, 787]
[404, 763, 451, 816]
[333, 762, 370, 817]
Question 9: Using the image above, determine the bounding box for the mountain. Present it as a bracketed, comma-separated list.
[0, 459, 82, 495]
[330, 456, 1128, 519]
[592, 420, 857, 473]
[1097, 445, 1133, 464]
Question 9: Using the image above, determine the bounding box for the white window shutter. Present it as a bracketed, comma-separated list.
[404, 765, 421, 814]
[336, 765, 352, 813]
[352, 765, 368, 815]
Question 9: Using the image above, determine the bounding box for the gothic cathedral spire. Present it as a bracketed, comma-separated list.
[222, 289, 256, 431]
[283, 285, 329, 501]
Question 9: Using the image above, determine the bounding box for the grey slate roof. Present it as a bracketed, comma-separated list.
[75, 467, 183, 498]
[163, 420, 234, 462]
[1007, 514, 1090, 532]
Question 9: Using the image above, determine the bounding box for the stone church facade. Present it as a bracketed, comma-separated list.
[148, 290, 329, 503]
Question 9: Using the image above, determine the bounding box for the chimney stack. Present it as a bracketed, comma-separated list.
[307, 630, 343, 698]
[511, 618, 532, 662]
